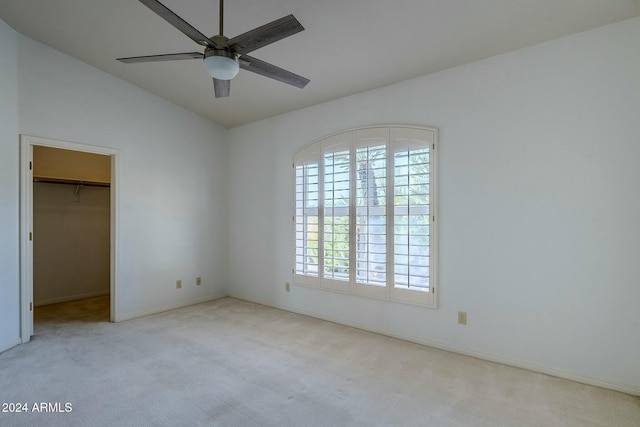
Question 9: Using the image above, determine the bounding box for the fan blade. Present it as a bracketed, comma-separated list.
[228, 14, 304, 55]
[117, 52, 203, 63]
[138, 0, 213, 47]
[213, 78, 230, 98]
[239, 55, 309, 89]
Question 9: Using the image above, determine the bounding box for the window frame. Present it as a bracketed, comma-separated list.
[293, 125, 438, 308]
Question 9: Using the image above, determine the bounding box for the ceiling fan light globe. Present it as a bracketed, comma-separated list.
[204, 54, 239, 80]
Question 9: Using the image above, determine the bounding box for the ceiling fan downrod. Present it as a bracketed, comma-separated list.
[219, 0, 224, 36]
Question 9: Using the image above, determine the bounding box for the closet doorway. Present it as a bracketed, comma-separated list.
[20, 135, 118, 343]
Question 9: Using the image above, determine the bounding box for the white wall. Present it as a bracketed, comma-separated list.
[33, 183, 110, 306]
[228, 18, 640, 393]
[10, 32, 228, 322]
[0, 20, 21, 353]
[34, 146, 111, 184]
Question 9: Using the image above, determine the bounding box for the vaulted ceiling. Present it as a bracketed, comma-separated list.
[1, 0, 639, 128]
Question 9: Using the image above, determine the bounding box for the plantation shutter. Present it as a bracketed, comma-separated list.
[294, 144, 320, 286]
[353, 128, 388, 298]
[293, 125, 437, 307]
[321, 133, 352, 290]
[390, 127, 435, 305]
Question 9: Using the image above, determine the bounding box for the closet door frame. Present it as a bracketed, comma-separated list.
[19, 135, 119, 343]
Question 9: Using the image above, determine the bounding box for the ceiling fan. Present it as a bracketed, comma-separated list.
[117, 0, 309, 98]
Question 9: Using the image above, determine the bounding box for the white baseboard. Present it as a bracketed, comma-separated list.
[115, 293, 228, 322]
[35, 290, 110, 307]
[229, 293, 640, 397]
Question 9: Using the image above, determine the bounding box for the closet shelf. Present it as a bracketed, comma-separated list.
[33, 176, 110, 188]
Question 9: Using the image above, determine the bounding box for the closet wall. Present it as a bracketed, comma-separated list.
[33, 146, 111, 306]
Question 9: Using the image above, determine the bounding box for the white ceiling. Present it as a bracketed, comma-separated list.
[1, 0, 639, 128]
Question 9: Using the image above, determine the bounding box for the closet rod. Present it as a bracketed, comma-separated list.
[33, 178, 110, 188]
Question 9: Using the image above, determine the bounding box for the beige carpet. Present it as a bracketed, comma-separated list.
[0, 296, 638, 427]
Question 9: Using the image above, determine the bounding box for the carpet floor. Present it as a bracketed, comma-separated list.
[0, 296, 638, 426]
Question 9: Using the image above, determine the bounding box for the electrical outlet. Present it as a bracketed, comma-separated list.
[196, 277, 202, 286]
[285, 282, 290, 292]
[176, 280, 182, 289]
[458, 311, 467, 325]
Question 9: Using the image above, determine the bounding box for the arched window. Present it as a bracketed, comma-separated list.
[294, 126, 438, 307]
